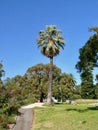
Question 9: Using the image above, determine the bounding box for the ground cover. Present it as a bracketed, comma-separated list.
[33, 102, 98, 130]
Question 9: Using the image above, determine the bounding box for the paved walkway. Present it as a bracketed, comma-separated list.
[12, 103, 44, 130]
[13, 108, 33, 130]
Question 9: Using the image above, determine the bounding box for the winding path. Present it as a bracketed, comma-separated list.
[12, 103, 44, 130]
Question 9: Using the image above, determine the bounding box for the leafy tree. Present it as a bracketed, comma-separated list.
[37, 25, 65, 105]
[0, 63, 5, 88]
[25, 64, 48, 102]
[95, 74, 98, 83]
[0, 63, 5, 109]
[59, 73, 76, 100]
[25, 63, 61, 102]
[25, 64, 76, 102]
[89, 26, 98, 34]
[52, 73, 76, 101]
[81, 69, 95, 98]
[95, 74, 98, 98]
[0, 63, 5, 79]
[0, 77, 22, 129]
[76, 27, 98, 98]
[73, 85, 82, 99]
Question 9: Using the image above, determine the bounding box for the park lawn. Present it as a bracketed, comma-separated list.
[33, 103, 98, 130]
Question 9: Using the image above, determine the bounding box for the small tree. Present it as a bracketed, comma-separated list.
[37, 25, 65, 105]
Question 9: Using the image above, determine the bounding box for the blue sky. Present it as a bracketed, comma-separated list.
[0, 0, 98, 84]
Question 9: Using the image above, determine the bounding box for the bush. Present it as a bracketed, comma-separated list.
[8, 116, 16, 124]
[0, 114, 8, 129]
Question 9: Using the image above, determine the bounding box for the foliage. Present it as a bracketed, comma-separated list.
[37, 25, 65, 105]
[37, 25, 65, 58]
[52, 73, 76, 101]
[25, 64, 76, 102]
[76, 27, 98, 98]
[0, 56, 76, 128]
[0, 114, 8, 129]
[0, 62, 76, 128]
[95, 83, 98, 98]
[0, 62, 5, 81]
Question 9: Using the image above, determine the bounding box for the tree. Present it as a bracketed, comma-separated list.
[95, 74, 98, 98]
[59, 73, 76, 100]
[0, 62, 5, 87]
[81, 69, 95, 98]
[89, 26, 98, 34]
[25, 63, 61, 102]
[25, 64, 48, 102]
[95, 74, 98, 83]
[37, 26, 65, 105]
[76, 26, 98, 98]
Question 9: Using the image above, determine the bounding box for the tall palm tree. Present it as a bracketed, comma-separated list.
[37, 25, 65, 105]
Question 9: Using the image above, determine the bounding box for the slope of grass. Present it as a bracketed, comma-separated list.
[33, 103, 98, 130]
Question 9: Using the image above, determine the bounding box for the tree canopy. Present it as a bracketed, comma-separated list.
[76, 26, 98, 98]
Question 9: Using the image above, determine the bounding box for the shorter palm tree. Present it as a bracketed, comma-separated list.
[37, 25, 65, 105]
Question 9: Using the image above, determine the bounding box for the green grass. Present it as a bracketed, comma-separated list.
[33, 103, 98, 130]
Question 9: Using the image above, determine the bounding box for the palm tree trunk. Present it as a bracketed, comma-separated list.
[47, 57, 53, 105]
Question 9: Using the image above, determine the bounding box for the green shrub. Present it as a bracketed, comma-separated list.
[0, 114, 8, 129]
[8, 116, 16, 124]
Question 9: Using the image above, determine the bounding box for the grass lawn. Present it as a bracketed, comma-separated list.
[33, 103, 98, 130]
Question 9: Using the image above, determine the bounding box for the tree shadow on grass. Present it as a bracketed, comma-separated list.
[88, 106, 98, 110]
[66, 106, 98, 113]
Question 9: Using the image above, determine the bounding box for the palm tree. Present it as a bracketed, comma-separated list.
[37, 25, 65, 105]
